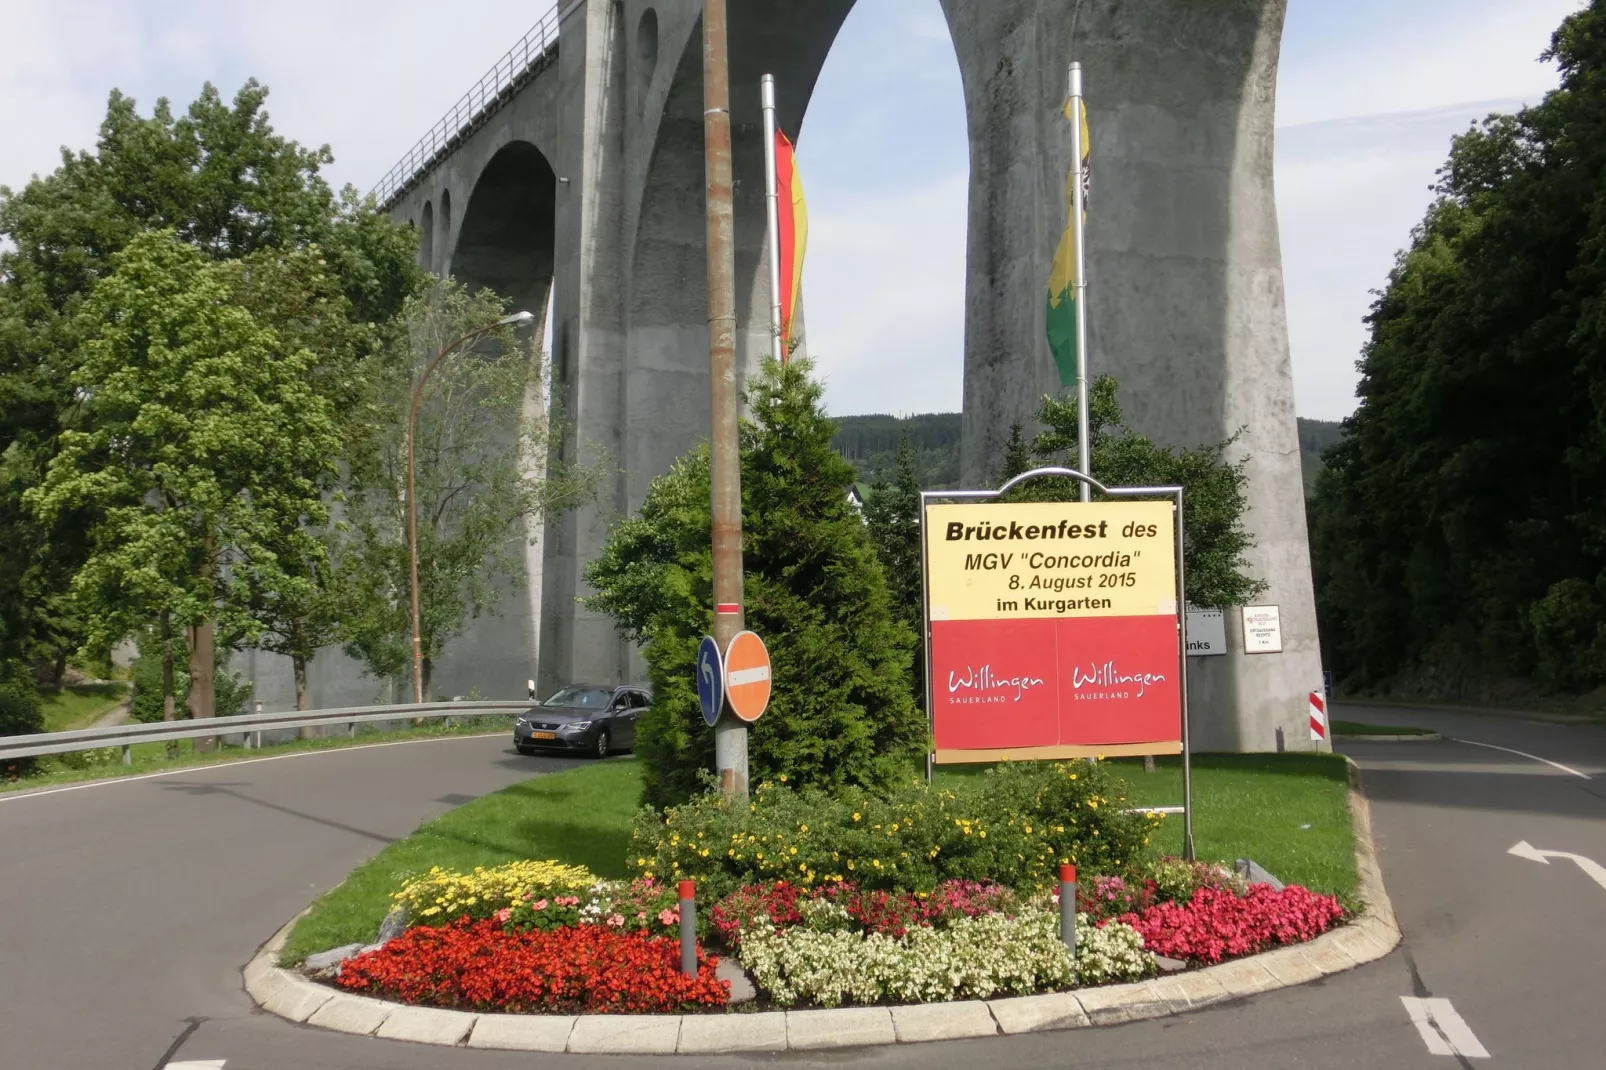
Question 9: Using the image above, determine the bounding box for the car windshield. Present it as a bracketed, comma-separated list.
[541, 686, 612, 709]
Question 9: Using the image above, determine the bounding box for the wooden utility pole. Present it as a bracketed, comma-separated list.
[703, 0, 748, 798]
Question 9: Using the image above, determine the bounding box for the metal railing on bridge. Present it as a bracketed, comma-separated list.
[0, 701, 535, 764]
[369, 6, 562, 209]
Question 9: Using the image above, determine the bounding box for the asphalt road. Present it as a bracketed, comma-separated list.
[2, 706, 1603, 1069]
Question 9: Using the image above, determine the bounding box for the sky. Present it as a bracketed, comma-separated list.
[0, 0, 1585, 421]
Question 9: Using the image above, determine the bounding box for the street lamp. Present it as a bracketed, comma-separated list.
[408, 309, 536, 703]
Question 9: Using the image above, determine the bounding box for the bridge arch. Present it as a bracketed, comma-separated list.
[453, 140, 558, 330]
[418, 199, 435, 272]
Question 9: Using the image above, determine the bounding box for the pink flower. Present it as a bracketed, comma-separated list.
[533, 899, 549, 911]
[658, 907, 680, 926]
[494, 908, 512, 923]
[606, 913, 626, 927]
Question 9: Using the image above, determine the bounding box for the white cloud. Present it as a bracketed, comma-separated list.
[801, 173, 969, 416]
[1278, 0, 1577, 127]
[0, 1, 556, 195]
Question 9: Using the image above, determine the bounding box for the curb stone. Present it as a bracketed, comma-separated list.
[243, 766, 1402, 1053]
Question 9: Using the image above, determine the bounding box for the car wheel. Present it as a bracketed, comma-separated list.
[594, 730, 611, 760]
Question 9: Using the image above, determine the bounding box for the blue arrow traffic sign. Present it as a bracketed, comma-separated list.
[696, 635, 725, 727]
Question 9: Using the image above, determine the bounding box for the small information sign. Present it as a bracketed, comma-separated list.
[1185, 605, 1226, 657]
[1241, 605, 1283, 654]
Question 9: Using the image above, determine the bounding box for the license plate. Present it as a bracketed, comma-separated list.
[529, 731, 557, 740]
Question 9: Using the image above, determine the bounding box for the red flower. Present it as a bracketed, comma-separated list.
[1113, 884, 1343, 965]
[337, 918, 728, 1014]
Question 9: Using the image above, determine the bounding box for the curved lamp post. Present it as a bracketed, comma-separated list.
[408, 309, 536, 703]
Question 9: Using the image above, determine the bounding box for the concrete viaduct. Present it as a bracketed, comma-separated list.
[330, 0, 1320, 752]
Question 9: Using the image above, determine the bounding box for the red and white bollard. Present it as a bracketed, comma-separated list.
[1309, 691, 1328, 744]
[678, 879, 697, 977]
[1058, 863, 1077, 955]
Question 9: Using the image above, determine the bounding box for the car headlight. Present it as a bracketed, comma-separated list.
[561, 720, 592, 731]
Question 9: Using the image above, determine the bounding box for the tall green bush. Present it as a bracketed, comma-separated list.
[586, 358, 927, 807]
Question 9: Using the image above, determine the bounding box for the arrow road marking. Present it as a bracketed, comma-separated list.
[1508, 841, 1606, 892]
[1401, 997, 1490, 1058]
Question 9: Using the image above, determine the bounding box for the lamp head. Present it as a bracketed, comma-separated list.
[498, 310, 536, 327]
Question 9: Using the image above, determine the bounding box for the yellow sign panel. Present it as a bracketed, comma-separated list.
[925, 500, 1176, 622]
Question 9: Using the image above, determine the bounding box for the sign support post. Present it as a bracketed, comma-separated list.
[702, 0, 747, 799]
[920, 466, 1194, 860]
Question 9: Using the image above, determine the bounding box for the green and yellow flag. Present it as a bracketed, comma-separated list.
[1045, 97, 1090, 387]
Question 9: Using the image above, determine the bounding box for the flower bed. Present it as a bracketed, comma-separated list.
[337, 918, 727, 1014]
[1117, 884, 1344, 964]
[312, 759, 1348, 1017]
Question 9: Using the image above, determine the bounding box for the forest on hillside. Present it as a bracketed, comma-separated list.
[833, 412, 1342, 493]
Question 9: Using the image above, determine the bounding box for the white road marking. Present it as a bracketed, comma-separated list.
[1401, 997, 1490, 1058]
[0, 731, 507, 805]
[166, 1061, 226, 1069]
[1509, 840, 1606, 892]
[1452, 737, 1591, 779]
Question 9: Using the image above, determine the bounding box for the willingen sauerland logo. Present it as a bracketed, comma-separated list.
[1070, 660, 1167, 701]
[947, 665, 1045, 704]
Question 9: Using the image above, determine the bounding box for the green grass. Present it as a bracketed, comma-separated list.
[284, 752, 1357, 963]
[1332, 720, 1434, 736]
[282, 760, 643, 965]
[2, 716, 519, 793]
[937, 753, 1357, 897]
[35, 682, 129, 732]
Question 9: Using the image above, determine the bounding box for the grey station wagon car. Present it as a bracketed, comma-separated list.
[514, 684, 651, 759]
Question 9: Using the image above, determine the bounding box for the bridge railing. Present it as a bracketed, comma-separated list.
[369, 6, 562, 209]
[0, 701, 535, 762]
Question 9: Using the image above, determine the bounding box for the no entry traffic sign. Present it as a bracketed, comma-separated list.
[723, 630, 772, 723]
[696, 636, 724, 727]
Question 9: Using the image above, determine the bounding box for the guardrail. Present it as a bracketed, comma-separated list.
[0, 701, 535, 763]
[369, 6, 562, 209]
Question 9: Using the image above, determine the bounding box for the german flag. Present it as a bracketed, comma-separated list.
[1045, 97, 1089, 387]
[774, 129, 808, 357]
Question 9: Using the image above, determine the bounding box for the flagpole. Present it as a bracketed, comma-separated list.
[1069, 61, 1091, 504]
[761, 74, 785, 364]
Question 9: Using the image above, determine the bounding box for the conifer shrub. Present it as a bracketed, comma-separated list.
[586, 359, 928, 807]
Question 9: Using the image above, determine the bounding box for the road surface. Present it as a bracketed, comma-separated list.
[2, 705, 1602, 1068]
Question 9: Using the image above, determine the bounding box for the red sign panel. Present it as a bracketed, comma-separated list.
[930, 616, 1180, 751]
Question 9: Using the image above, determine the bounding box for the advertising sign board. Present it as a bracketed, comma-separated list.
[924, 500, 1183, 763]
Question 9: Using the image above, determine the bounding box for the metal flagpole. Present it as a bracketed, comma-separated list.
[761, 75, 785, 364]
[1069, 62, 1091, 504]
[703, 0, 747, 798]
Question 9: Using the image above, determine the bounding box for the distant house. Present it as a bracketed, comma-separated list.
[847, 483, 869, 515]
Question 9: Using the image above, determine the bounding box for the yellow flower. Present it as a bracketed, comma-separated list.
[872, 859, 882, 868]
[778, 773, 788, 782]
[799, 824, 809, 833]
[637, 857, 647, 866]
[789, 847, 798, 855]
[852, 812, 861, 822]
[978, 830, 987, 839]
[847, 859, 855, 870]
